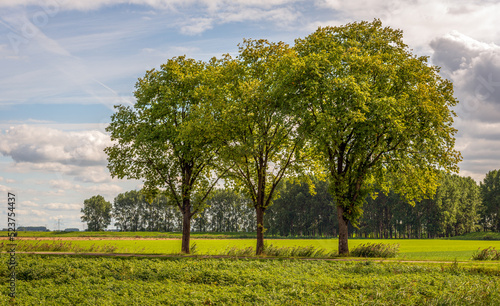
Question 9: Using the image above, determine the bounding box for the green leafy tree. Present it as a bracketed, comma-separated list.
[113, 190, 181, 232]
[81, 195, 112, 231]
[113, 190, 144, 231]
[293, 20, 462, 254]
[105, 56, 225, 253]
[194, 189, 255, 232]
[218, 39, 315, 254]
[265, 178, 337, 237]
[480, 169, 500, 232]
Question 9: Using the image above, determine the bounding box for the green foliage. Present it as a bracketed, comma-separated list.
[480, 169, 500, 231]
[449, 232, 500, 240]
[80, 195, 112, 231]
[1, 255, 500, 305]
[193, 189, 255, 232]
[189, 242, 198, 254]
[113, 191, 181, 232]
[359, 172, 482, 238]
[350, 243, 399, 258]
[222, 246, 255, 257]
[471, 247, 500, 261]
[105, 56, 228, 253]
[265, 178, 337, 237]
[262, 243, 337, 258]
[293, 19, 461, 254]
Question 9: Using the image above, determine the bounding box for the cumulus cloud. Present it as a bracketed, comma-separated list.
[48, 179, 123, 198]
[0, 0, 299, 11]
[313, 0, 500, 54]
[431, 32, 500, 119]
[430, 32, 500, 181]
[0, 125, 114, 183]
[0, 0, 303, 36]
[0, 125, 111, 166]
[44, 202, 82, 210]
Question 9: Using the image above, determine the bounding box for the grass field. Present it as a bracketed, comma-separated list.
[2, 255, 500, 305]
[4, 232, 500, 304]
[6, 238, 500, 261]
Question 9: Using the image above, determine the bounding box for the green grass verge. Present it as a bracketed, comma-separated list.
[447, 232, 500, 240]
[1, 255, 500, 305]
[7, 238, 500, 261]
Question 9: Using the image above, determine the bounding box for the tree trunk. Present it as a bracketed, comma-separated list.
[256, 205, 265, 255]
[337, 206, 349, 255]
[181, 204, 191, 254]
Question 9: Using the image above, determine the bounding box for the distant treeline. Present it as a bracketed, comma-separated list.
[110, 170, 500, 238]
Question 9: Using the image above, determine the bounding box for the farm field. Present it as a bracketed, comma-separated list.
[1, 254, 500, 305]
[5, 237, 500, 261]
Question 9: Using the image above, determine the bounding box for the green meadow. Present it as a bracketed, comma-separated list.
[4, 233, 500, 304]
[6, 238, 500, 261]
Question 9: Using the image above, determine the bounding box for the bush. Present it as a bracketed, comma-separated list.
[350, 243, 399, 258]
[471, 247, 500, 261]
[221, 244, 337, 258]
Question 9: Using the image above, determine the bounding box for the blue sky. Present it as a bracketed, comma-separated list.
[1, 0, 500, 230]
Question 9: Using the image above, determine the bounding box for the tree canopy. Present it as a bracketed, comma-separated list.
[105, 20, 462, 255]
[81, 195, 112, 231]
[292, 20, 462, 254]
[105, 56, 226, 253]
[216, 39, 316, 254]
[480, 169, 500, 232]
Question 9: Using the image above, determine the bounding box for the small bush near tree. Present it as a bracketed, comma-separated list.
[350, 243, 400, 258]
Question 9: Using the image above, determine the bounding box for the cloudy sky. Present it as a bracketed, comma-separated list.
[1, 0, 499, 230]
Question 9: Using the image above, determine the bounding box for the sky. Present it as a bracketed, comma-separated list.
[0, 0, 499, 231]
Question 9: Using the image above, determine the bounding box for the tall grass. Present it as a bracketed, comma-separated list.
[471, 247, 500, 260]
[350, 243, 399, 258]
[0, 241, 118, 253]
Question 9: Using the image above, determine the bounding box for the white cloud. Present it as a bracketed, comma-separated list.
[430, 32, 500, 181]
[431, 32, 500, 120]
[22, 200, 40, 208]
[0, 125, 111, 166]
[0, 0, 300, 11]
[17, 209, 49, 217]
[180, 17, 214, 35]
[0, 125, 115, 183]
[44, 202, 82, 210]
[312, 0, 500, 53]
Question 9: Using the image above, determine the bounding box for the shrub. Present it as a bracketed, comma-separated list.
[350, 243, 399, 258]
[471, 247, 500, 261]
[221, 244, 337, 258]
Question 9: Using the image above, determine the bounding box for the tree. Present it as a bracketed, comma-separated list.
[105, 56, 225, 253]
[265, 178, 337, 237]
[81, 195, 112, 231]
[113, 190, 181, 232]
[113, 190, 144, 231]
[218, 39, 314, 254]
[293, 20, 462, 254]
[480, 169, 500, 232]
[193, 189, 255, 232]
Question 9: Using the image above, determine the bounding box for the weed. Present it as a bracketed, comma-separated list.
[190, 242, 198, 254]
[350, 243, 399, 258]
[471, 247, 500, 261]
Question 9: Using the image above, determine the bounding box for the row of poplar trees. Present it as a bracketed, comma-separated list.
[107, 169, 499, 240]
[104, 20, 462, 255]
